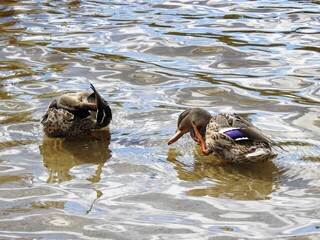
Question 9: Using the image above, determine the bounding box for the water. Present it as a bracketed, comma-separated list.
[0, 0, 320, 239]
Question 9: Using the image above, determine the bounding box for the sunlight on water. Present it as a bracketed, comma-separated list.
[0, 0, 320, 239]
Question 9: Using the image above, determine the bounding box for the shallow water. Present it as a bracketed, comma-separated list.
[0, 0, 320, 239]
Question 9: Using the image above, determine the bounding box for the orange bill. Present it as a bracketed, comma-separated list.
[168, 129, 186, 145]
[80, 102, 97, 110]
[191, 122, 209, 155]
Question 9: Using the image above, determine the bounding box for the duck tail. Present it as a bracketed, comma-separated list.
[90, 84, 112, 128]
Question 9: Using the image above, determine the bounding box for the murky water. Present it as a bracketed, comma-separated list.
[1, 0, 320, 239]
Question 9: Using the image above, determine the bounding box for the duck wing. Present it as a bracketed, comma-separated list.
[238, 125, 273, 143]
[90, 84, 112, 128]
[217, 113, 273, 144]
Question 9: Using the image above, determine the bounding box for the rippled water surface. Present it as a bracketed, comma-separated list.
[1, 0, 320, 239]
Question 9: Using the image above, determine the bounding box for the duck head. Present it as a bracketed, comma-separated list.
[168, 108, 212, 145]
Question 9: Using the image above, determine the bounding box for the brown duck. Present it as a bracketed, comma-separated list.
[168, 108, 277, 163]
[41, 84, 112, 138]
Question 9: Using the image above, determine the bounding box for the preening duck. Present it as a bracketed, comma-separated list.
[168, 108, 277, 163]
[41, 84, 112, 138]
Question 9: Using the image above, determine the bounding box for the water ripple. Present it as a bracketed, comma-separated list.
[0, 0, 320, 239]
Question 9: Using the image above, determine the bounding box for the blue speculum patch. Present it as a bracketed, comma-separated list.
[223, 129, 246, 140]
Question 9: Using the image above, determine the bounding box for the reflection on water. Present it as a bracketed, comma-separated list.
[167, 148, 280, 200]
[0, 0, 320, 239]
[40, 131, 111, 183]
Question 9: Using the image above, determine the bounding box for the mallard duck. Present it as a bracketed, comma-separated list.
[168, 108, 277, 163]
[41, 84, 112, 138]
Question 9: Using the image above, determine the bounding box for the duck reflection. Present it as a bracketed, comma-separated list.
[167, 148, 281, 200]
[40, 130, 111, 183]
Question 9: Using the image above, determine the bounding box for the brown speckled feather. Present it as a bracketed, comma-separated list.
[41, 84, 112, 138]
[205, 114, 276, 163]
[168, 108, 277, 163]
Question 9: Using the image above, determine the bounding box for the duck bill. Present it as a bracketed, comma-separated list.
[168, 130, 186, 145]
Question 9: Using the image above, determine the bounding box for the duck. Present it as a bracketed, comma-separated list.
[41, 84, 112, 138]
[168, 108, 277, 163]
